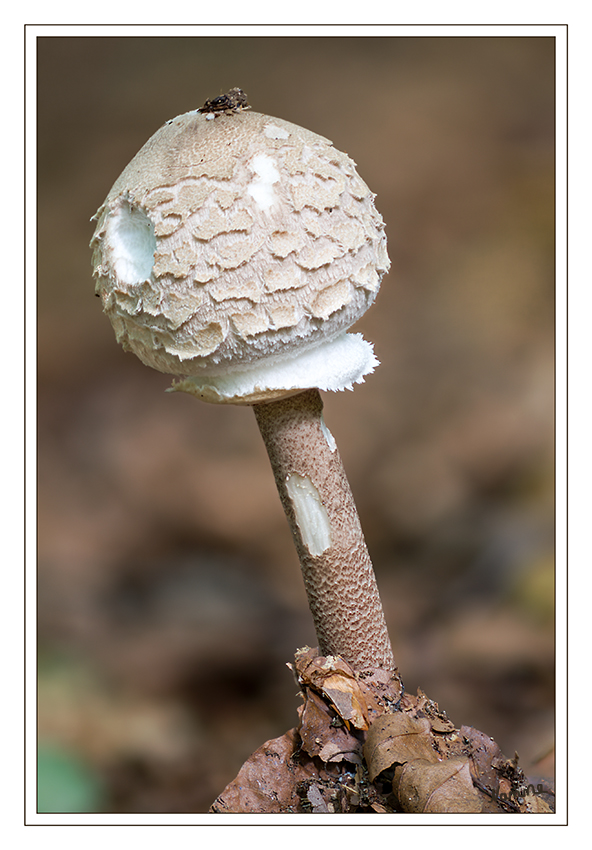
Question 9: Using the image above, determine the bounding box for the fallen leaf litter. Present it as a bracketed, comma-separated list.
[210, 647, 554, 814]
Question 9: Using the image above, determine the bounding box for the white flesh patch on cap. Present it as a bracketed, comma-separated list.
[247, 154, 280, 211]
[106, 202, 156, 284]
[263, 122, 290, 140]
[285, 473, 331, 557]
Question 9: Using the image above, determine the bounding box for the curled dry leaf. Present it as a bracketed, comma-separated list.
[461, 724, 505, 794]
[429, 716, 457, 734]
[322, 674, 369, 731]
[458, 725, 553, 813]
[210, 727, 320, 814]
[294, 647, 370, 730]
[392, 757, 483, 814]
[298, 688, 363, 764]
[364, 713, 436, 782]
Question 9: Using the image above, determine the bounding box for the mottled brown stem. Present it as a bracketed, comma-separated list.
[253, 388, 395, 673]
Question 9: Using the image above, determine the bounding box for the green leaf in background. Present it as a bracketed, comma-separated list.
[37, 743, 104, 813]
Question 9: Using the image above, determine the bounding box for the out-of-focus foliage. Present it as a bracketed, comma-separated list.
[37, 743, 104, 813]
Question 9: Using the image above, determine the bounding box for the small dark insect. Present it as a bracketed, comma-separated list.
[198, 87, 250, 116]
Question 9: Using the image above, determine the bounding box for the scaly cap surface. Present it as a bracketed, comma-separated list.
[91, 109, 390, 403]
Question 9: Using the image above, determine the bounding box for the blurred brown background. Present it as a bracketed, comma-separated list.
[36, 35, 555, 814]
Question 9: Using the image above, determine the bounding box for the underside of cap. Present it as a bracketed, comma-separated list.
[167, 332, 379, 404]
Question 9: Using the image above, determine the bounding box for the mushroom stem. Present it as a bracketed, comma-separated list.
[253, 388, 395, 673]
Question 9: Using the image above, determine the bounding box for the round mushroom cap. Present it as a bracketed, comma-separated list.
[91, 109, 390, 403]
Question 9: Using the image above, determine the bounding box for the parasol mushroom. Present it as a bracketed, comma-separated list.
[91, 90, 394, 673]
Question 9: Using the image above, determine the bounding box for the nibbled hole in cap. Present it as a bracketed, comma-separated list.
[107, 201, 156, 285]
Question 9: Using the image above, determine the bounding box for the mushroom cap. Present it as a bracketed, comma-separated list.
[91, 109, 390, 403]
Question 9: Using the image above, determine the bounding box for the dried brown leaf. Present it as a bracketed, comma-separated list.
[299, 688, 363, 764]
[321, 673, 369, 731]
[210, 727, 319, 813]
[357, 667, 404, 723]
[298, 688, 333, 758]
[461, 724, 505, 789]
[430, 716, 457, 734]
[392, 757, 483, 814]
[364, 713, 436, 782]
[523, 791, 553, 813]
[306, 783, 331, 813]
[210, 650, 549, 815]
[295, 648, 369, 730]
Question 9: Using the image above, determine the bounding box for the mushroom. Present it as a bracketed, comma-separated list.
[91, 92, 394, 673]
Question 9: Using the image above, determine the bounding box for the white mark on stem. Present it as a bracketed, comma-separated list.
[285, 473, 332, 557]
[320, 414, 337, 453]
